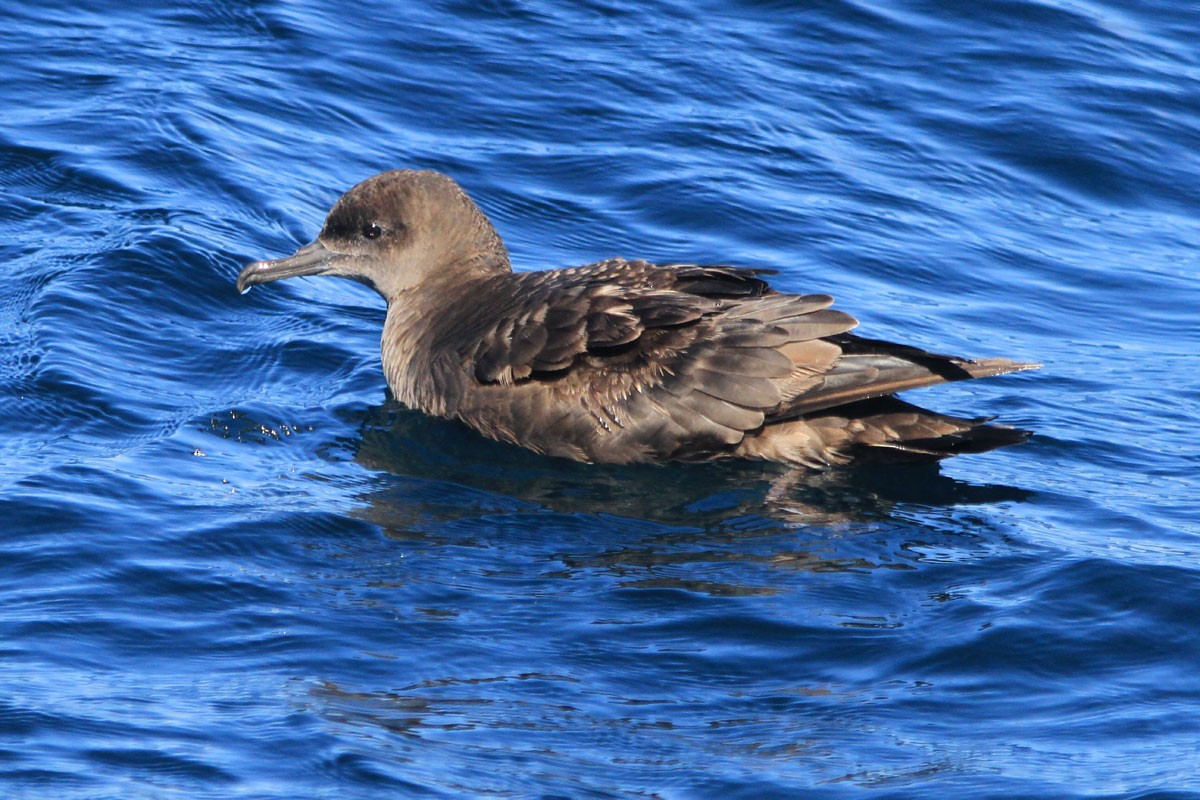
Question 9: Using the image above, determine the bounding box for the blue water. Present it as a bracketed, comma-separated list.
[2, 0, 1198, 797]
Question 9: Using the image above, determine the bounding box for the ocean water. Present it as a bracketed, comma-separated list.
[2, 0, 1198, 797]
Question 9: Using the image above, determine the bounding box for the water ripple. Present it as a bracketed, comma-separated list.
[1, 0, 1199, 796]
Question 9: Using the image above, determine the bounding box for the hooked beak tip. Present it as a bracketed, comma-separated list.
[236, 260, 270, 294]
[235, 240, 334, 295]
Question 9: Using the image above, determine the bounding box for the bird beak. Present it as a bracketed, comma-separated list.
[237, 240, 336, 293]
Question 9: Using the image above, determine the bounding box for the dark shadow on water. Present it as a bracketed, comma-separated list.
[344, 402, 1034, 536]
[307, 404, 1038, 765]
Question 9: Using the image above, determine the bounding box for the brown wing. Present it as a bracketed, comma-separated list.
[447, 261, 1035, 463]
[465, 261, 789, 385]
[765, 333, 1040, 419]
[452, 262, 858, 461]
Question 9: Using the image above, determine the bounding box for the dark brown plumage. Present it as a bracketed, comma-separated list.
[237, 169, 1038, 468]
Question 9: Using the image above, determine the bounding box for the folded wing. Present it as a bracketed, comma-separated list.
[452, 260, 1036, 464]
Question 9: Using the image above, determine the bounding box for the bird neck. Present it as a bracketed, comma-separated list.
[380, 269, 503, 415]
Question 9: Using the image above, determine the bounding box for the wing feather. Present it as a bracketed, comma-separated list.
[449, 261, 1036, 464]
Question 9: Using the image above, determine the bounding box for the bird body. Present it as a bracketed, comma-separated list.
[238, 170, 1037, 468]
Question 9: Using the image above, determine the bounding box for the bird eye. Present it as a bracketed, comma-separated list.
[362, 223, 383, 240]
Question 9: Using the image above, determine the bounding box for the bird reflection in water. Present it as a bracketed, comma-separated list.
[344, 402, 1033, 595]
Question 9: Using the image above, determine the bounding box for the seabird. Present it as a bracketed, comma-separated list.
[237, 170, 1038, 468]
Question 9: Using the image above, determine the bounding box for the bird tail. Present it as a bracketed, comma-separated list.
[739, 396, 1032, 468]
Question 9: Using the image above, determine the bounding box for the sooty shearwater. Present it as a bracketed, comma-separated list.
[237, 170, 1038, 468]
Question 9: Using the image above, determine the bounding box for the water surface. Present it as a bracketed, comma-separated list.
[2, 0, 1199, 797]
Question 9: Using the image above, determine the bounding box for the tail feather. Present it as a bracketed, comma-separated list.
[848, 417, 1032, 465]
[738, 396, 1033, 468]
